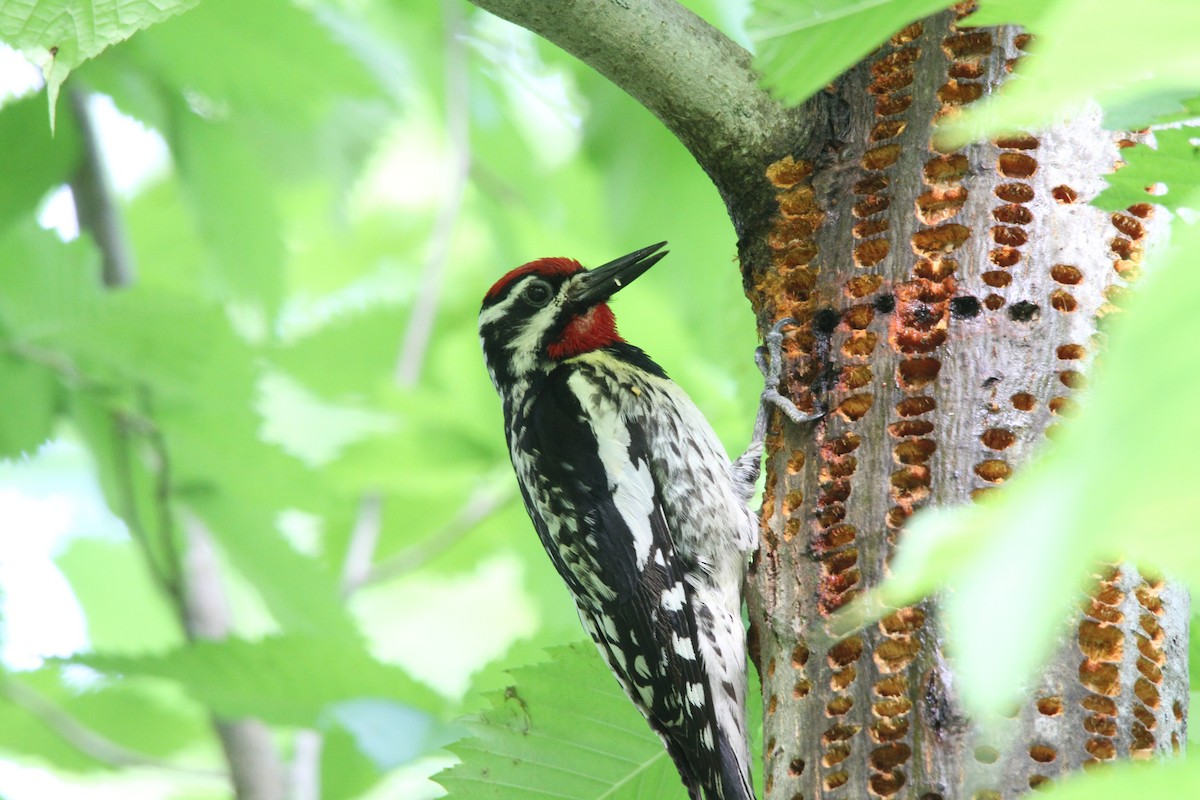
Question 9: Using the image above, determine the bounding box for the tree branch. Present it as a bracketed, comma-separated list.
[465, 0, 815, 217]
[395, 0, 472, 387]
[1, 676, 224, 779]
[108, 408, 191, 623]
[182, 517, 287, 800]
[356, 474, 515, 590]
[67, 87, 136, 287]
[339, 492, 385, 596]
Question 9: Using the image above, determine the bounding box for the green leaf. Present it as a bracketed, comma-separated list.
[258, 370, 395, 468]
[0, 220, 103, 346]
[748, 0, 951, 106]
[54, 673, 210, 759]
[0, 670, 110, 772]
[0, 665, 208, 771]
[174, 112, 285, 314]
[0, 353, 59, 459]
[1038, 757, 1200, 800]
[437, 642, 690, 800]
[0, 92, 80, 230]
[1070, 220, 1200, 575]
[321, 724, 387, 800]
[55, 537, 184, 652]
[1191, 614, 1200, 690]
[1103, 90, 1200, 131]
[126, 0, 378, 122]
[186, 492, 357, 638]
[350, 553, 544, 701]
[2, 252, 359, 642]
[271, 306, 408, 400]
[73, 634, 444, 727]
[942, 0, 1200, 145]
[0, 0, 201, 125]
[966, 0, 1054, 28]
[1094, 127, 1200, 212]
[121, 177, 208, 296]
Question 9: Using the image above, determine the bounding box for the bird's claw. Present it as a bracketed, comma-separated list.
[757, 317, 825, 424]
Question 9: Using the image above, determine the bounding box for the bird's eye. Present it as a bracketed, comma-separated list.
[522, 280, 553, 307]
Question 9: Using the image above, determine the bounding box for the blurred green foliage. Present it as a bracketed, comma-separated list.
[0, 1, 1198, 799]
[0, 0, 759, 796]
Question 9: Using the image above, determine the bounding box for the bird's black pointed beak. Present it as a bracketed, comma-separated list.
[573, 242, 668, 307]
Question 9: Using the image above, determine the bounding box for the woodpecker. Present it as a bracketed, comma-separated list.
[479, 242, 817, 800]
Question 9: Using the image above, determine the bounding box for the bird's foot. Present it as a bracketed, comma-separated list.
[755, 317, 825, 425]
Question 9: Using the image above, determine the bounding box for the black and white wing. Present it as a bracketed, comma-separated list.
[507, 363, 753, 800]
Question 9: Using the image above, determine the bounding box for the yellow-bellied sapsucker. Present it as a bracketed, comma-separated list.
[479, 242, 817, 800]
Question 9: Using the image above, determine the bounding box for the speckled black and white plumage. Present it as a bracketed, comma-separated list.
[479, 246, 763, 800]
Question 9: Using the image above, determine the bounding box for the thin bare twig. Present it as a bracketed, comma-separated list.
[394, 0, 472, 387]
[143, 389, 186, 607]
[358, 475, 516, 590]
[110, 409, 188, 621]
[67, 86, 135, 288]
[340, 492, 384, 597]
[1, 677, 224, 778]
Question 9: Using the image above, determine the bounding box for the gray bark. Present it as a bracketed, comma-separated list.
[467, 2, 1189, 799]
[745, 15, 1187, 800]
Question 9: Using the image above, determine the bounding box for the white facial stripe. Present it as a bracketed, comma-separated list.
[478, 277, 530, 327]
[505, 299, 562, 374]
[480, 275, 572, 377]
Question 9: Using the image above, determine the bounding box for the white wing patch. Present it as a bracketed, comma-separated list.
[673, 633, 697, 660]
[634, 655, 651, 678]
[568, 371, 656, 570]
[661, 582, 686, 611]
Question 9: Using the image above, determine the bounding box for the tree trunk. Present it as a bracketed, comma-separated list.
[465, 2, 1189, 798]
[744, 9, 1188, 799]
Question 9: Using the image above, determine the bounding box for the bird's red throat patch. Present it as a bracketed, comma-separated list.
[548, 304, 624, 360]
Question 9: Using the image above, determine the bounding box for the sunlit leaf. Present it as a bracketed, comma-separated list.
[0, 0, 200, 124]
[175, 112, 285, 314]
[271, 306, 409, 400]
[56, 537, 184, 652]
[437, 642, 690, 800]
[1094, 127, 1200, 212]
[0, 93, 80, 229]
[943, 0, 1200, 145]
[748, 0, 951, 106]
[1039, 758, 1200, 800]
[0, 353, 58, 459]
[0, 666, 208, 772]
[126, 0, 378, 121]
[73, 634, 444, 727]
